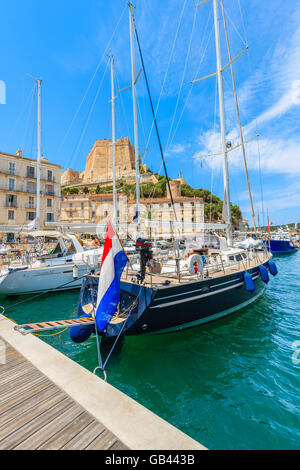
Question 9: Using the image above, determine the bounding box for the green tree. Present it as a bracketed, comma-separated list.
[69, 187, 79, 195]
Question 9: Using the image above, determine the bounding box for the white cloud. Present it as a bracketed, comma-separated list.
[240, 180, 300, 223]
[245, 80, 300, 135]
[166, 143, 189, 156]
[193, 128, 300, 176]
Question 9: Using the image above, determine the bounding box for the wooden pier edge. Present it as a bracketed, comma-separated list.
[0, 315, 206, 450]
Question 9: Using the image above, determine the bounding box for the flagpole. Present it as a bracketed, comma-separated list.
[267, 209, 271, 251]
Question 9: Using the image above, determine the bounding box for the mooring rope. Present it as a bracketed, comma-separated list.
[0, 272, 91, 315]
[92, 283, 145, 381]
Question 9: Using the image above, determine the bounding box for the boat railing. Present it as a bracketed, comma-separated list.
[0, 251, 37, 271]
[124, 246, 270, 287]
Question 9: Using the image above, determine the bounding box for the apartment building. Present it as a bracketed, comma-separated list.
[0, 150, 62, 228]
[61, 192, 204, 238]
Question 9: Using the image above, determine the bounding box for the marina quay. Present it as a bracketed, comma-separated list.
[0, 0, 299, 455]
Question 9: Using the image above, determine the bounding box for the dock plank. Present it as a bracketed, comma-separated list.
[0, 340, 128, 450]
[61, 421, 107, 450]
[0, 384, 58, 428]
[0, 375, 49, 406]
[0, 381, 54, 415]
[38, 412, 94, 450]
[0, 392, 67, 447]
[0, 371, 45, 400]
[14, 403, 83, 450]
[86, 430, 118, 450]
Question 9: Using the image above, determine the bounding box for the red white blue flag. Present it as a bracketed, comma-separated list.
[95, 221, 128, 332]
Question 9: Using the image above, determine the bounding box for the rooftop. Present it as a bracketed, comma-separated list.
[0, 150, 63, 170]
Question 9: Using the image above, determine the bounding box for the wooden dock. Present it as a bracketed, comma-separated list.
[0, 316, 206, 450]
[0, 341, 127, 450]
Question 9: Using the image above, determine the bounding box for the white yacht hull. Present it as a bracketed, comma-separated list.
[0, 263, 91, 296]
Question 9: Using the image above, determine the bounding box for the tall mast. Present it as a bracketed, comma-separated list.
[213, 0, 233, 246]
[128, 2, 141, 237]
[36, 78, 42, 231]
[220, 0, 256, 234]
[110, 55, 118, 228]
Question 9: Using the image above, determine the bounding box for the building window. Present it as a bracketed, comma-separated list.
[81, 211, 84, 218]
[45, 184, 54, 196]
[47, 199, 52, 208]
[47, 170, 53, 182]
[9, 162, 15, 175]
[8, 178, 15, 191]
[47, 213, 54, 222]
[70, 212, 73, 218]
[29, 196, 35, 209]
[104, 211, 108, 217]
[81, 203, 84, 210]
[92, 211, 96, 219]
[6, 194, 17, 208]
[27, 166, 35, 178]
[27, 181, 36, 194]
[69, 203, 72, 208]
[8, 210, 14, 220]
[27, 212, 36, 221]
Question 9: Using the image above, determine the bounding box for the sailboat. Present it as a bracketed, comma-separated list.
[70, 1, 278, 339]
[264, 230, 297, 255]
[0, 79, 103, 296]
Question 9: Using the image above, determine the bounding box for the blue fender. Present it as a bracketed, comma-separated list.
[69, 315, 94, 344]
[259, 265, 270, 284]
[267, 261, 278, 276]
[244, 272, 255, 293]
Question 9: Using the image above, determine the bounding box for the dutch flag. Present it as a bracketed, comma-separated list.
[95, 221, 128, 332]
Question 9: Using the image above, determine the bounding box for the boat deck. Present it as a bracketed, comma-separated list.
[120, 251, 271, 287]
[0, 341, 127, 450]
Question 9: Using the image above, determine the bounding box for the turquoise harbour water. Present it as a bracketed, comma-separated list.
[2, 252, 300, 450]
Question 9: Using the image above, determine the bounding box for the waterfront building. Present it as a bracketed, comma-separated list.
[0, 149, 62, 228]
[61, 190, 204, 238]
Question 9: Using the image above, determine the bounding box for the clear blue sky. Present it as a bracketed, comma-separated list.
[0, 0, 299, 226]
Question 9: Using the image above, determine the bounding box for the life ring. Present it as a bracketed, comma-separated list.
[188, 254, 204, 275]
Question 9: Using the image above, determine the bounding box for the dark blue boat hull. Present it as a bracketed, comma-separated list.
[264, 239, 297, 254]
[79, 266, 266, 337]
